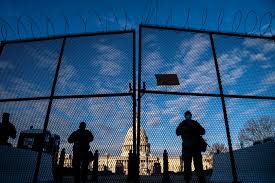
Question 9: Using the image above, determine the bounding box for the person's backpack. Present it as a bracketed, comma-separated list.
[88, 151, 94, 162]
[199, 136, 208, 152]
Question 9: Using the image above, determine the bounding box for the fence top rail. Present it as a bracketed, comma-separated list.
[143, 90, 275, 100]
[140, 24, 275, 40]
[1, 29, 135, 44]
[0, 92, 133, 103]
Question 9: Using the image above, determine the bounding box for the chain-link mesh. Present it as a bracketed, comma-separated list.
[140, 95, 230, 180]
[47, 97, 133, 181]
[214, 35, 275, 97]
[0, 40, 63, 99]
[0, 100, 49, 182]
[0, 31, 134, 182]
[0, 100, 49, 146]
[55, 33, 133, 96]
[0, 26, 274, 182]
[140, 26, 275, 183]
[225, 98, 275, 182]
[142, 28, 219, 94]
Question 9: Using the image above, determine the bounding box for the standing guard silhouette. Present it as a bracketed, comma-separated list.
[0, 112, 16, 146]
[68, 122, 94, 183]
[176, 111, 206, 183]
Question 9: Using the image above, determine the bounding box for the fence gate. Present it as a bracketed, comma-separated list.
[0, 25, 274, 183]
[137, 24, 275, 183]
[0, 31, 136, 182]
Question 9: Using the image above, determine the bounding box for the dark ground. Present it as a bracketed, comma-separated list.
[60, 175, 214, 183]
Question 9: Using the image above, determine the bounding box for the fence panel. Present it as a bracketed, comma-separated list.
[0, 40, 63, 99]
[140, 25, 275, 183]
[0, 31, 135, 183]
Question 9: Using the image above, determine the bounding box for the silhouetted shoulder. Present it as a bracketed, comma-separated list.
[193, 120, 205, 135]
[9, 122, 16, 139]
[85, 130, 94, 142]
[68, 131, 77, 143]
[176, 121, 184, 136]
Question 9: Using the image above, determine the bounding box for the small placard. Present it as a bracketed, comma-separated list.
[155, 74, 180, 86]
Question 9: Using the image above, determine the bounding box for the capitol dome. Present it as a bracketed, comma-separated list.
[121, 117, 151, 157]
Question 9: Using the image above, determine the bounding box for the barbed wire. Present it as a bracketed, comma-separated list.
[0, 7, 274, 41]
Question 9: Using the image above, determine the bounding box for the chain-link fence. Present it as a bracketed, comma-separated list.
[0, 31, 136, 182]
[139, 25, 274, 182]
[0, 25, 274, 183]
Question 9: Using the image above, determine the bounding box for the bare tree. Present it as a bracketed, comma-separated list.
[207, 143, 229, 155]
[238, 116, 275, 147]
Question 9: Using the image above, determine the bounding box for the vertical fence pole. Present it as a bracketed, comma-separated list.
[209, 34, 239, 183]
[136, 24, 143, 182]
[92, 150, 99, 182]
[0, 41, 5, 56]
[32, 37, 66, 183]
[162, 149, 170, 182]
[132, 30, 137, 163]
[132, 30, 139, 182]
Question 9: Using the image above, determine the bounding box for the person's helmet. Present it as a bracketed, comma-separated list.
[2, 112, 10, 122]
[3, 112, 10, 118]
[79, 122, 86, 129]
[184, 111, 192, 117]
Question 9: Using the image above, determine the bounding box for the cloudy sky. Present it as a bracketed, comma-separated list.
[0, 0, 274, 156]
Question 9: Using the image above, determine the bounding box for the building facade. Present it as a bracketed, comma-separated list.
[62, 120, 212, 175]
[97, 125, 212, 175]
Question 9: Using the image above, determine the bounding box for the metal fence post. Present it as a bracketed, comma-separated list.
[209, 33, 240, 183]
[136, 24, 144, 182]
[127, 150, 134, 182]
[132, 30, 139, 182]
[0, 41, 5, 56]
[32, 37, 67, 183]
[162, 149, 170, 183]
[91, 150, 99, 182]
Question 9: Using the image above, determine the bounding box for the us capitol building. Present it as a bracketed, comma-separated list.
[63, 118, 212, 175]
[95, 121, 212, 175]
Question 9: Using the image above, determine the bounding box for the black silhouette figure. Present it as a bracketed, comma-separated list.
[176, 111, 206, 183]
[0, 112, 16, 146]
[56, 148, 66, 181]
[68, 122, 94, 183]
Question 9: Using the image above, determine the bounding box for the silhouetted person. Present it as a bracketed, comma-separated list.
[68, 122, 94, 183]
[56, 148, 66, 181]
[176, 111, 206, 183]
[0, 112, 16, 146]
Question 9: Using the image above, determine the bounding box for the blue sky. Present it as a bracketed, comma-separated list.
[0, 0, 274, 156]
[0, 0, 274, 40]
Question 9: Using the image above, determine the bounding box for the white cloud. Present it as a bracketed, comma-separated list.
[0, 61, 14, 70]
[88, 97, 132, 130]
[10, 77, 44, 97]
[242, 38, 275, 53]
[93, 43, 126, 77]
[250, 53, 268, 61]
[176, 34, 210, 66]
[263, 71, 275, 85]
[218, 52, 247, 85]
[143, 51, 162, 75]
[143, 103, 162, 127]
[143, 33, 157, 45]
[246, 87, 268, 96]
[56, 63, 86, 94]
[100, 61, 122, 76]
[22, 41, 61, 72]
[143, 95, 211, 126]
[261, 64, 272, 69]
